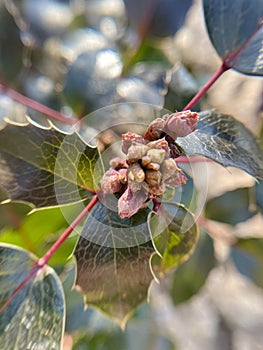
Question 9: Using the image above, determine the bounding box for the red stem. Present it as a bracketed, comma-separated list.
[183, 63, 230, 111]
[38, 195, 98, 267]
[0, 82, 76, 125]
[176, 156, 213, 163]
[0, 195, 98, 313]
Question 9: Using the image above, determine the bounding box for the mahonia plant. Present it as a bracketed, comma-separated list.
[0, 0, 263, 349]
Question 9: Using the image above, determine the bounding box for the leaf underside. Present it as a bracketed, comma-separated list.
[203, 0, 263, 75]
[0, 244, 65, 350]
[0, 120, 100, 208]
[176, 110, 263, 179]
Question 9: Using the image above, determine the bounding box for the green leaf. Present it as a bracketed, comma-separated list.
[176, 110, 263, 178]
[205, 188, 256, 225]
[0, 202, 32, 232]
[74, 201, 155, 324]
[0, 203, 81, 266]
[170, 233, 215, 304]
[232, 238, 263, 288]
[149, 202, 198, 277]
[0, 243, 65, 350]
[0, 120, 101, 208]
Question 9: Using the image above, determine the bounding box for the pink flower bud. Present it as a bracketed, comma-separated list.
[163, 110, 199, 139]
[100, 169, 123, 194]
[144, 118, 166, 141]
[128, 163, 145, 183]
[109, 157, 128, 170]
[118, 186, 148, 218]
[165, 170, 187, 187]
[122, 132, 145, 154]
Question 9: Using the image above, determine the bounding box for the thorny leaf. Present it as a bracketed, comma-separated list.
[74, 200, 199, 323]
[176, 110, 263, 178]
[74, 201, 155, 323]
[0, 120, 100, 207]
[0, 243, 65, 350]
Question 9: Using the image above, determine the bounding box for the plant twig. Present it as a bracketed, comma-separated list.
[183, 63, 230, 111]
[0, 82, 76, 125]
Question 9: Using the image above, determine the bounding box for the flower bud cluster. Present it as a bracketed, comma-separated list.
[100, 110, 199, 218]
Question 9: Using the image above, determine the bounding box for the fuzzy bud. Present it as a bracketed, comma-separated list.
[122, 132, 145, 154]
[118, 186, 148, 218]
[145, 170, 162, 187]
[147, 138, 170, 155]
[109, 157, 128, 170]
[127, 144, 149, 162]
[162, 158, 180, 181]
[163, 110, 199, 139]
[165, 171, 187, 187]
[128, 163, 145, 183]
[100, 169, 123, 194]
[144, 118, 166, 141]
[147, 148, 166, 164]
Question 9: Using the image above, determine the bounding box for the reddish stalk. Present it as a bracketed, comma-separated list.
[183, 63, 230, 111]
[0, 195, 98, 313]
[0, 82, 76, 125]
[176, 156, 213, 163]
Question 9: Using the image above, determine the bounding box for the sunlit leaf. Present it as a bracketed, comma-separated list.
[0, 244, 65, 350]
[203, 0, 263, 75]
[74, 201, 155, 323]
[0, 121, 100, 207]
[0, 204, 81, 266]
[149, 202, 198, 277]
[176, 110, 263, 178]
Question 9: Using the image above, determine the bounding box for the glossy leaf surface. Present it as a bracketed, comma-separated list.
[0, 121, 100, 207]
[203, 0, 263, 75]
[0, 244, 65, 350]
[74, 201, 154, 323]
[176, 110, 263, 178]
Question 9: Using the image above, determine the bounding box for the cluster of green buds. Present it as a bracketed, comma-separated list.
[100, 110, 199, 218]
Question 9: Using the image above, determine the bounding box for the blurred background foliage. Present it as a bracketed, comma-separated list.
[0, 0, 263, 349]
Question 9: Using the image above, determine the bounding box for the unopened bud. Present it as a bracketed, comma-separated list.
[147, 138, 170, 155]
[144, 118, 166, 141]
[165, 171, 187, 187]
[118, 186, 148, 218]
[163, 110, 199, 139]
[162, 158, 180, 181]
[127, 144, 149, 162]
[109, 157, 128, 169]
[145, 170, 162, 187]
[147, 148, 166, 164]
[145, 162, 160, 171]
[122, 132, 145, 154]
[100, 169, 122, 194]
[128, 163, 145, 183]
